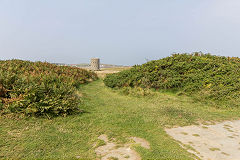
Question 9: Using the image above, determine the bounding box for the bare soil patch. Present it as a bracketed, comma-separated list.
[94, 134, 150, 160]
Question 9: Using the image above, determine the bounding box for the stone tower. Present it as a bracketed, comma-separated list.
[90, 58, 100, 71]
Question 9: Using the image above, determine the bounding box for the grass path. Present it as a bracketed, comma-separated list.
[1, 80, 240, 159]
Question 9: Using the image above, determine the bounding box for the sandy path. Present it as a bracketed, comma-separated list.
[95, 70, 120, 78]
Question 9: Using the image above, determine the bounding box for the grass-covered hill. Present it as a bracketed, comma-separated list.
[0, 60, 98, 117]
[104, 53, 240, 106]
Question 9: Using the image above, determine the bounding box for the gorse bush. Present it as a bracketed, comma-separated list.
[104, 53, 240, 106]
[0, 60, 98, 117]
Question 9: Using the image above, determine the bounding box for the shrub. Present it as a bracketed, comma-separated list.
[104, 53, 240, 105]
[0, 60, 98, 117]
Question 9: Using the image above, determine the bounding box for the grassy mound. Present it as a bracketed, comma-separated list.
[104, 53, 240, 106]
[0, 60, 98, 117]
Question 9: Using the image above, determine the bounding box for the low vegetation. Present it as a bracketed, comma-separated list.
[0, 60, 97, 117]
[1, 80, 240, 159]
[104, 53, 240, 107]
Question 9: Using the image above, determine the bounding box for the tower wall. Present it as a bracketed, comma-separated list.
[90, 58, 100, 71]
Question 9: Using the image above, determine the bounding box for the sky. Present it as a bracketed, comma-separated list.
[0, 0, 240, 65]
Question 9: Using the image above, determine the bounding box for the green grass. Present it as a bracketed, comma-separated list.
[1, 80, 240, 159]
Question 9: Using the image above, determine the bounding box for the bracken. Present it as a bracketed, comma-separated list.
[0, 60, 98, 117]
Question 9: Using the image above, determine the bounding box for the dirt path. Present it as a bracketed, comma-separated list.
[166, 120, 240, 160]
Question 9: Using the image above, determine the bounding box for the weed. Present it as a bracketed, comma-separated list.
[192, 134, 200, 137]
[209, 147, 220, 151]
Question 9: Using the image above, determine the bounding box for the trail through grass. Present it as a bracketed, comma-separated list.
[1, 80, 240, 159]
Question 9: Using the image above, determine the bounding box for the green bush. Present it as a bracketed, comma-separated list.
[104, 53, 240, 105]
[0, 60, 98, 117]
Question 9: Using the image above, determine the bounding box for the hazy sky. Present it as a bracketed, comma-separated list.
[0, 0, 240, 65]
